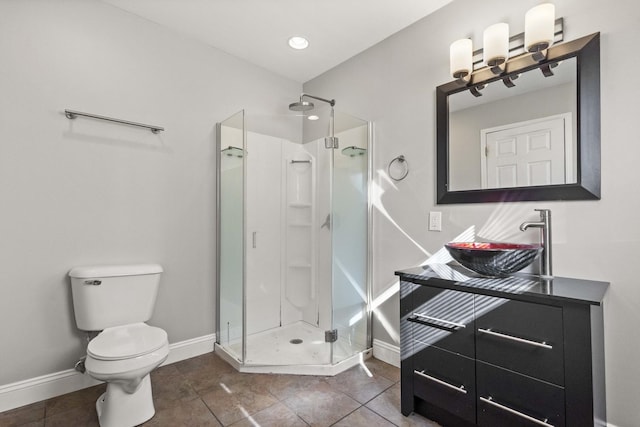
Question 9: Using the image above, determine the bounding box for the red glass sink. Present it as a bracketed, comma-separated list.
[445, 242, 542, 277]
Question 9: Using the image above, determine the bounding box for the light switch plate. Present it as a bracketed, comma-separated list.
[429, 211, 442, 231]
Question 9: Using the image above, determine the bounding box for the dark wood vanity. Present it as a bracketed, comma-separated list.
[397, 265, 608, 427]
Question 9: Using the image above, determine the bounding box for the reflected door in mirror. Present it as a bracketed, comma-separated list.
[448, 58, 576, 192]
[483, 113, 573, 189]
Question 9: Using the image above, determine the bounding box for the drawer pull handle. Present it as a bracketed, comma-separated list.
[480, 396, 554, 427]
[478, 328, 552, 349]
[413, 313, 466, 328]
[413, 370, 467, 394]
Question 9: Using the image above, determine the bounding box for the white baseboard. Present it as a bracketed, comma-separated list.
[0, 333, 216, 413]
[215, 342, 373, 376]
[0, 368, 102, 414]
[372, 339, 400, 367]
[162, 333, 215, 366]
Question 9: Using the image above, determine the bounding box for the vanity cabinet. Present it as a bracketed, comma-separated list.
[475, 296, 564, 386]
[397, 266, 608, 427]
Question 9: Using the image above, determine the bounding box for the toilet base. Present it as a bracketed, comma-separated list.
[96, 374, 156, 427]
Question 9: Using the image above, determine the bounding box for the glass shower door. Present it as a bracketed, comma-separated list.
[331, 114, 370, 364]
[217, 110, 245, 362]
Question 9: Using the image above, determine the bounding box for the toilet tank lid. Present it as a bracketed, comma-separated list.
[68, 264, 163, 278]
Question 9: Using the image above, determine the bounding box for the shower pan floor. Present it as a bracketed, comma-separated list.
[216, 321, 371, 376]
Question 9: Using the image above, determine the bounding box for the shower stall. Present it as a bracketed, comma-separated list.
[215, 97, 372, 375]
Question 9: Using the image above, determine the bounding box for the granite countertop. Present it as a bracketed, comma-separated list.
[396, 264, 609, 306]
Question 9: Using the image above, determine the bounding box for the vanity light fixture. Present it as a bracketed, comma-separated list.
[525, 3, 556, 61]
[502, 74, 519, 88]
[483, 23, 509, 74]
[447, 2, 562, 95]
[450, 38, 473, 83]
[469, 85, 486, 97]
[288, 36, 309, 50]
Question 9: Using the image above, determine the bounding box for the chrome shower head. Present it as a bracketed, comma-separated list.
[289, 93, 335, 112]
[288, 100, 315, 111]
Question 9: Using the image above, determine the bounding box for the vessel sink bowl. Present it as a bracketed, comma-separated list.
[445, 242, 542, 277]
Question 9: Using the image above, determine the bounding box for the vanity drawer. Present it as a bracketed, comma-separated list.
[475, 296, 564, 385]
[413, 345, 476, 424]
[407, 286, 474, 358]
[477, 361, 565, 427]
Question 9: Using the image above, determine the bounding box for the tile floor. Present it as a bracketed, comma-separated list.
[0, 352, 441, 427]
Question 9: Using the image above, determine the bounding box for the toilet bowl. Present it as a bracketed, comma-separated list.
[69, 264, 167, 427]
[85, 323, 169, 427]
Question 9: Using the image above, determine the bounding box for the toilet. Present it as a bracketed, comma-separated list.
[69, 264, 169, 427]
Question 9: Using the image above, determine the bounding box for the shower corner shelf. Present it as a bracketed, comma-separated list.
[341, 146, 366, 157]
[221, 146, 245, 158]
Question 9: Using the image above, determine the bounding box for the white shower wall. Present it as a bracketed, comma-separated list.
[245, 132, 321, 336]
[245, 132, 283, 334]
[282, 145, 317, 327]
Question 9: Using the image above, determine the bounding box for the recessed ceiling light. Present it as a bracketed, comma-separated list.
[307, 115, 319, 121]
[288, 36, 309, 50]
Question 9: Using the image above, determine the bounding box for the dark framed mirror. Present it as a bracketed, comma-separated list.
[436, 32, 600, 204]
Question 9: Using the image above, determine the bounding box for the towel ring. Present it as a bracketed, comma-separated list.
[388, 155, 409, 181]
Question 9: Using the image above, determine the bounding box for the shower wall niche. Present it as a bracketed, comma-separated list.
[283, 152, 316, 327]
[216, 109, 371, 375]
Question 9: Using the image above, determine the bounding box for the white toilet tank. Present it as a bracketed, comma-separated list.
[69, 264, 163, 331]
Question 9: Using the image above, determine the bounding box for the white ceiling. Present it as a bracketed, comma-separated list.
[101, 0, 453, 83]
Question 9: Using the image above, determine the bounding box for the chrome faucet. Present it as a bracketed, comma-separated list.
[520, 209, 552, 278]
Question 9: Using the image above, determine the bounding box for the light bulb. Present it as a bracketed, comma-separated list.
[525, 3, 555, 53]
[450, 38, 473, 80]
[483, 23, 509, 68]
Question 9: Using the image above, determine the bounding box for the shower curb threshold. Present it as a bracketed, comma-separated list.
[214, 342, 372, 376]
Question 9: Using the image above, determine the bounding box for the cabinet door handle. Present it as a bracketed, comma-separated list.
[477, 328, 552, 349]
[413, 313, 466, 328]
[480, 396, 554, 427]
[413, 370, 467, 394]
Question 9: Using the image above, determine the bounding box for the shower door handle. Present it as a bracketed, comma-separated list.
[252, 231, 257, 248]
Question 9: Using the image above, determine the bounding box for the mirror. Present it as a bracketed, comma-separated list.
[449, 58, 577, 191]
[437, 32, 600, 204]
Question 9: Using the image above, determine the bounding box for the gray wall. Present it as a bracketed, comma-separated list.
[0, 0, 300, 385]
[305, 0, 640, 425]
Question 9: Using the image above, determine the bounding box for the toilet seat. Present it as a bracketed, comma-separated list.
[85, 323, 169, 379]
[85, 341, 169, 379]
[88, 323, 167, 361]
